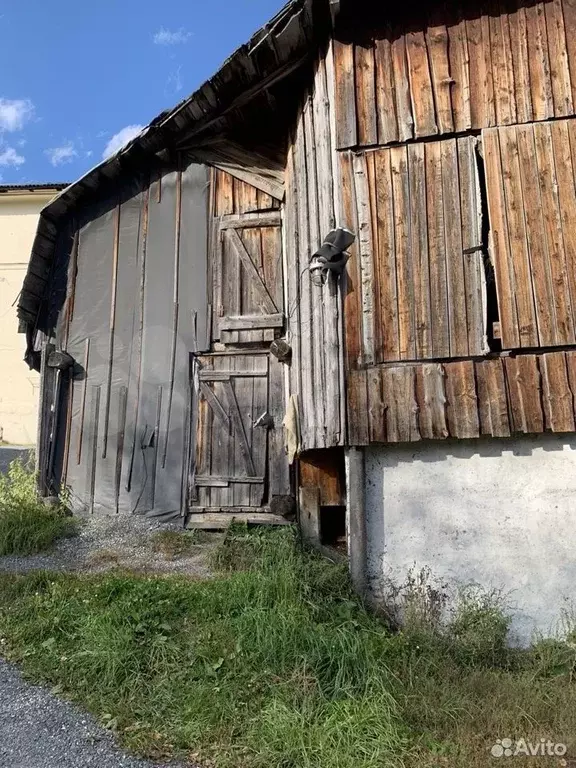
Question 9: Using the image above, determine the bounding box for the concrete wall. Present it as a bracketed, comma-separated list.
[364, 435, 576, 645]
[0, 194, 53, 445]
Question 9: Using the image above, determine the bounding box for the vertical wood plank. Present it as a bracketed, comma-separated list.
[516, 124, 556, 346]
[499, 126, 538, 346]
[347, 368, 369, 445]
[444, 360, 480, 438]
[526, 1, 554, 120]
[425, 141, 450, 358]
[405, 31, 438, 138]
[476, 358, 510, 437]
[391, 34, 414, 142]
[466, 16, 491, 128]
[541, 351, 575, 432]
[534, 121, 575, 344]
[353, 152, 375, 365]
[333, 40, 357, 149]
[367, 367, 386, 443]
[490, 2, 517, 125]
[355, 43, 378, 146]
[447, 8, 472, 132]
[408, 142, 431, 359]
[552, 119, 576, 338]
[483, 128, 520, 348]
[341, 151, 362, 369]
[216, 170, 234, 216]
[458, 137, 488, 356]
[544, 0, 573, 115]
[441, 139, 468, 357]
[504, 355, 544, 433]
[508, 0, 533, 124]
[415, 363, 448, 440]
[426, 20, 454, 134]
[374, 149, 400, 361]
[382, 366, 420, 443]
[562, 0, 576, 109]
[374, 36, 399, 145]
[390, 146, 415, 360]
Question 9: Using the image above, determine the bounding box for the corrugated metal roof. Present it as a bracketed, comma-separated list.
[18, 0, 324, 328]
[0, 183, 69, 193]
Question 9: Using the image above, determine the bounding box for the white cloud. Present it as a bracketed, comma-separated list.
[0, 98, 34, 132]
[0, 146, 25, 167]
[45, 143, 78, 166]
[102, 124, 144, 159]
[153, 26, 190, 45]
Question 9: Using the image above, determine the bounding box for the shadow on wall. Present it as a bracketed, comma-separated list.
[375, 432, 576, 468]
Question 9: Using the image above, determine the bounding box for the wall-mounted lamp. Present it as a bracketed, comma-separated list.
[309, 227, 356, 286]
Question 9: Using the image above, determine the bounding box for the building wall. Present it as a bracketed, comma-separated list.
[364, 435, 576, 645]
[0, 194, 52, 445]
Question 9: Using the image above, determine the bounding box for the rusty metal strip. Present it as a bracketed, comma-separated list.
[150, 386, 163, 509]
[88, 385, 101, 514]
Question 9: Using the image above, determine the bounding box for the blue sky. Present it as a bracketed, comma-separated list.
[0, 0, 283, 185]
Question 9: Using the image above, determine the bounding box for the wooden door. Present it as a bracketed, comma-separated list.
[190, 353, 269, 510]
[214, 213, 284, 345]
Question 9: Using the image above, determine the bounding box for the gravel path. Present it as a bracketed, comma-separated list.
[0, 659, 189, 768]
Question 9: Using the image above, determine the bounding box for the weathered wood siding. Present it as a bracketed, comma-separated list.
[348, 350, 576, 444]
[285, 53, 346, 450]
[334, 0, 576, 150]
[340, 137, 487, 367]
[484, 120, 576, 350]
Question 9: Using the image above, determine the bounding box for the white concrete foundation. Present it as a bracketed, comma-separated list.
[364, 434, 576, 645]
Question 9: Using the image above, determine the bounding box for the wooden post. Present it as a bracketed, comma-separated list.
[346, 447, 367, 596]
[299, 486, 321, 546]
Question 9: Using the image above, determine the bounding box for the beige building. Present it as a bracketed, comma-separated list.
[0, 184, 66, 445]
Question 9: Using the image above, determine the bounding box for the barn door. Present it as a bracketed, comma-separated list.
[190, 353, 269, 511]
[214, 213, 284, 345]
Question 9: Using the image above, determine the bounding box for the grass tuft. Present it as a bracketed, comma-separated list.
[0, 526, 575, 767]
[0, 458, 77, 556]
[150, 529, 211, 560]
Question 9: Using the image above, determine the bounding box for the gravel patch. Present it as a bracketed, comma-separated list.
[0, 658, 192, 768]
[0, 512, 220, 577]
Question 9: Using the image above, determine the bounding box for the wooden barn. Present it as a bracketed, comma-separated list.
[20, 0, 576, 640]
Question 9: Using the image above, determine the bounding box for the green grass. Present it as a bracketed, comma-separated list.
[0, 458, 77, 556]
[0, 526, 575, 767]
[150, 529, 214, 559]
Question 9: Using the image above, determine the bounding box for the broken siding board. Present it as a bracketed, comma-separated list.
[515, 124, 556, 346]
[499, 127, 538, 347]
[444, 360, 479, 439]
[333, 40, 357, 149]
[476, 358, 510, 437]
[415, 363, 448, 440]
[391, 34, 414, 142]
[390, 146, 415, 360]
[508, 1, 533, 124]
[374, 149, 400, 361]
[426, 20, 454, 134]
[541, 351, 575, 432]
[525, 1, 554, 121]
[483, 128, 520, 348]
[447, 8, 472, 132]
[543, 0, 573, 116]
[374, 36, 399, 145]
[405, 31, 438, 138]
[504, 355, 544, 433]
[408, 142, 431, 359]
[425, 141, 450, 359]
[355, 44, 378, 146]
[347, 368, 369, 445]
[533, 122, 575, 344]
[441, 139, 468, 357]
[458, 137, 487, 356]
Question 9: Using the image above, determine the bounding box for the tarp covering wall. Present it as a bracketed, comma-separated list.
[58, 162, 208, 519]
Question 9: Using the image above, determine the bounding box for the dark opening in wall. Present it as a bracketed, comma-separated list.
[475, 143, 501, 354]
[320, 505, 347, 552]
